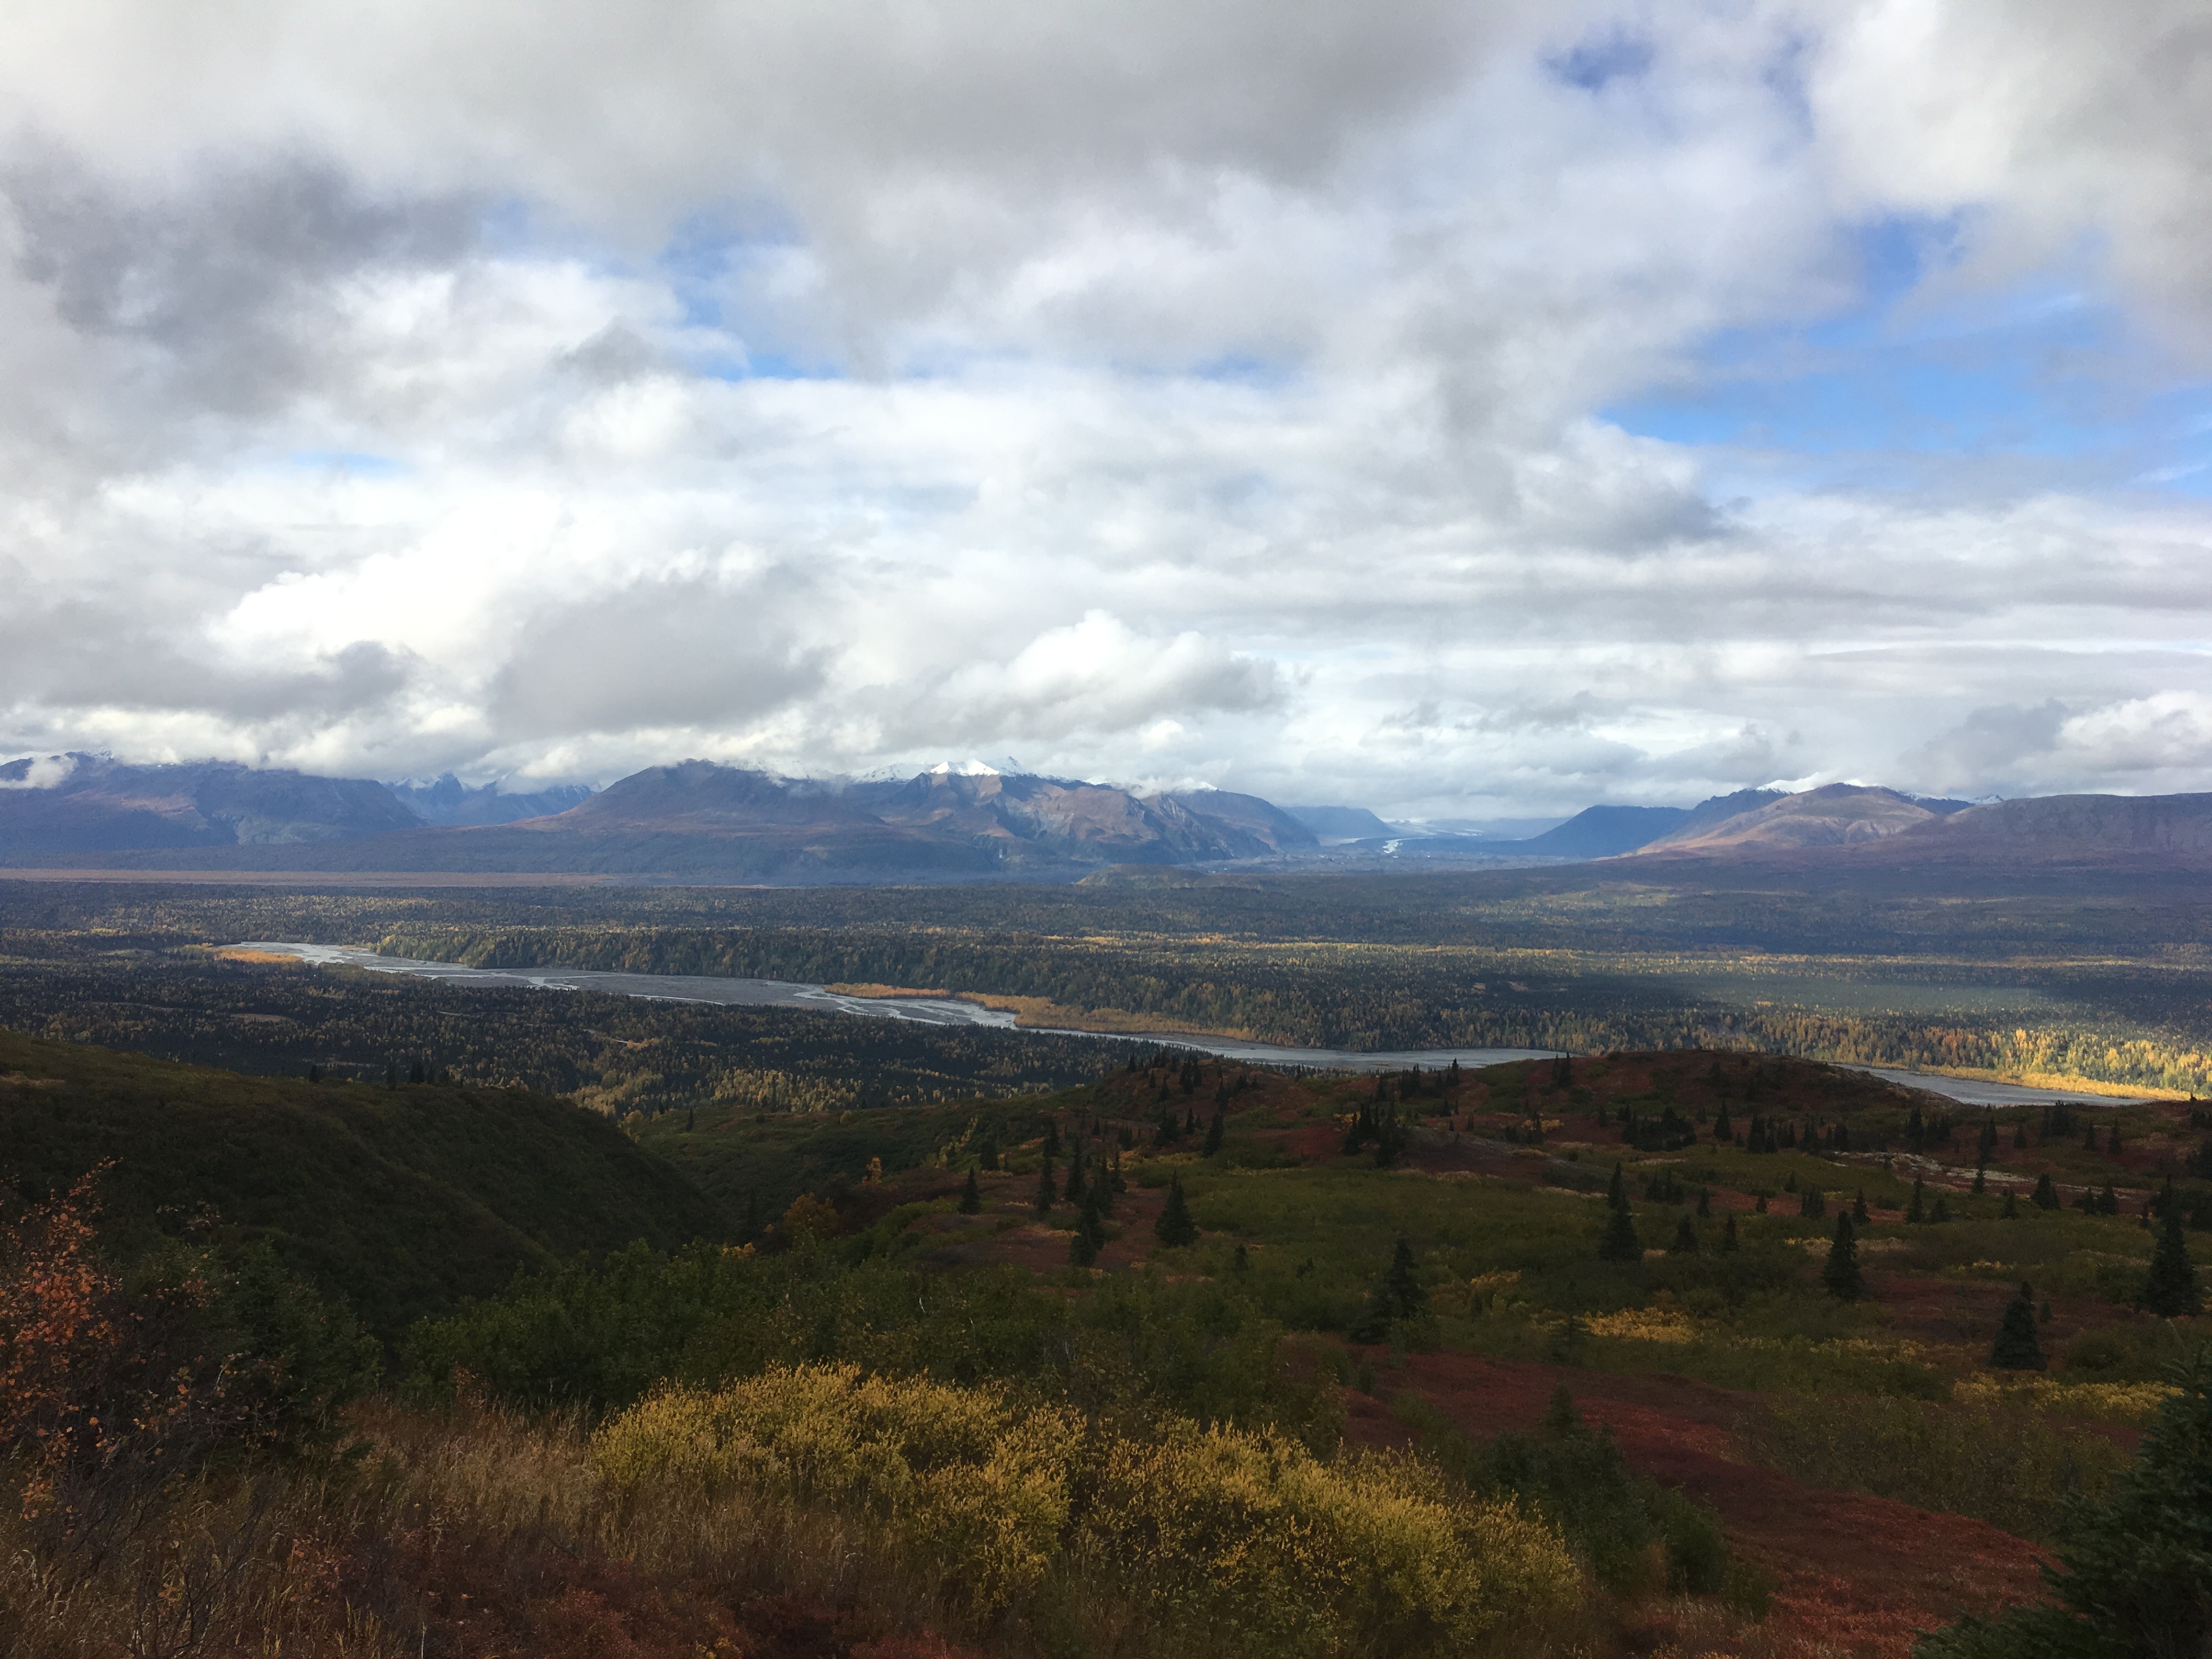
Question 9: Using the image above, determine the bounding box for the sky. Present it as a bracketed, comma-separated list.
[2, 0, 2209, 820]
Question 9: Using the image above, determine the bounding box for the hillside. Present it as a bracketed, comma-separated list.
[0, 1029, 727, 1336]
[0, 759, 1315, 878]
[1490, 804, 1690, 859]
[0, 754, 418, 856]
[1635, 785, 1967, 855]
[1870, 791, 2212, 866]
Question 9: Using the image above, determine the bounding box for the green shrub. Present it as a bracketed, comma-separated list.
[1746, 1393, 2128, 1542]
[1394, 1390, 1731, 1596]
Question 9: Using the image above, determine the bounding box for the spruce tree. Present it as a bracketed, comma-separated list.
[2142, 1208, 2202, 1317]
[2001, 1190, 2018, 1219]
[1203, 1110, 1225, 1156]
[2032, 1171, 2059, 1211]
[1720, 1212, 1739, 1252]
[1917, 1352, 2212, 1659]
[1606, 1161, 1628, 1212]
[1908, 1177, 1927, 1223]
[1382, 1236, 1426, 1318]
[1064, 1146, 1086, 1204]
[1544, 1383, 1581, 1435]
[1697, 1188, 1713, 1219]
[1853, 1189, 1869, 1224]
[1034, 1156, 1056, 1216]
[1352, 1237, 1428, 1342]
[1987, 1282, 2045, 1370]
[1670, 1216, 1700, 1254]
[1822, 1212, 1864, 1300]
[1154, 1174, 1199, 1248]
[1599, 1198, 1643, 1262]
[959, 1169, 982, 1215]
[1069, 1201, 1102, 1266]
[1932, 1195, 1953, 1223]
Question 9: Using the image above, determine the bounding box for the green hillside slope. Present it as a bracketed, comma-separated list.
[0, 1030, 729, 1336]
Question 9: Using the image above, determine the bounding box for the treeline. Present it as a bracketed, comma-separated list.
[373, 921, 1720, 1053]
[12, 861, 2212, 957]
[373, 922, 2212, 1090]
[0, 957, 1126, 1114]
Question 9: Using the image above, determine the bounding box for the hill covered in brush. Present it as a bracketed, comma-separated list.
[0, 1029, 727, 1336]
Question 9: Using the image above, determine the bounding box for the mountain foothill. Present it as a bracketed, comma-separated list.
[4, 750, 2211, 880]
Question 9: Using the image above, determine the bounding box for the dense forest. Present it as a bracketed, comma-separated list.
[7, 874, 2211, 1093]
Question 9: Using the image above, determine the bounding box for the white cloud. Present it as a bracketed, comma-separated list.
[0, 2, 2209, 815]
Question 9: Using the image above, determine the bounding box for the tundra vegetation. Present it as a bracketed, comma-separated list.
[2, 874, 2210, 1655]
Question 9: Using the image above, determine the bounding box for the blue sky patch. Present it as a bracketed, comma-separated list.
[1606, 217, 2212, 495]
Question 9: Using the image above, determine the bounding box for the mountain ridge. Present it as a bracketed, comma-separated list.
[7, 751, 2211, 878]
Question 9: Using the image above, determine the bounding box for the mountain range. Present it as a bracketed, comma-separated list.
[4, 752, 2210, 879]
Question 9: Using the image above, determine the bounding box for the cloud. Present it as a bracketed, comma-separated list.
[0, 754, 80, 789]
[486, 572, 826, 740]
[0, 3, 2209, 815]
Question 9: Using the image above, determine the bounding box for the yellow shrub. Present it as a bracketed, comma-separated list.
[1953, 1375, 2180, 1425]
[1075, 1424, 1577, 1658]
[1583, 1309, 1700, 1344]
[595, 1365, 1577, 1653]
[594, 1364, 1077, 1618]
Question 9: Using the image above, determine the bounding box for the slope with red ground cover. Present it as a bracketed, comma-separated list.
[1340, 1350, 2055, 1658]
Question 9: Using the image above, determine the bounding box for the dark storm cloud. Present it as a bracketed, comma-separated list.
[5, 151, 479, 418]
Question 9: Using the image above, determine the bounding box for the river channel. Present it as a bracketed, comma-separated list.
[236, 942, 2141, 1105]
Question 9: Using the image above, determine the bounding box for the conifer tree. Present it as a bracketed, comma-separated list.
[1599, 1196, 1642, 1262]
[1853, 1189, 1869, 1224]
[1971, 1163, 1987, 1194]
[1203, 1110, 1224, 1156]
[1932, 1195, 1952, 1223]
[1544, 1383, 1581, 1435]
[1908, 1177, 1927, 1223]
[1697, 1188, 1713, 1218]
[1383, 1235, 1426, 1318]
[1069, 1206, 1101, 1266]
[2032, 1171, 2059, 1211]
[959, 1169, 982, 1215]
[1720, 1212, 1739, 1252]
[1064, 1146, 1086, 1204]
[1154, 1174, 1198, 1248]
[1822, 1212, 1864, 1299]
[1352, 1237, 1428, 1341]
[2143, 1207, 2202, 1317]
[2002, 1190, 2017, 1219]
[1916, 1352, 2212, 1658]
[1988, 1282, 2045, 1370]
[1606, 1161, 1628, 1212]
[1670, 1216, 1700, 1254]
[1034, 1156, 1056, 1216]
[1044, 1120, 1060, 1157]
[1232, 1242, 1248, 1272]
